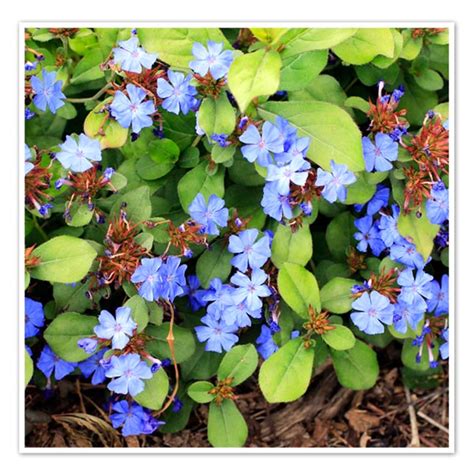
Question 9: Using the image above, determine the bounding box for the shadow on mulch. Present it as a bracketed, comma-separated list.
[25, 347, 449, 449]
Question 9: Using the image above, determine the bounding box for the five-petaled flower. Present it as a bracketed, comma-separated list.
[239, 122, 285, 167]
[56, 133, 102, 173]
[105, 354, 153, 396]
[315, 160, 356, 203]
[195, 314, 239, 353]
[351, 290, 394, 335]
[228, 228, 271, 272]
[113, 36, 157, 73]
[157, 70, 198, 115]
[362, 132, 399, 172]
[30, 70, 66, 114]
[189, 41, 234, 80]
[94, 306, 137, 350]
[131, 257, 163, 302]
[188, 193, 229, 235]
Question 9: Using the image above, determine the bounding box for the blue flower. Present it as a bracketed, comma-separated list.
[78, 349, 107, 385]
[110, 400, 164, 437]
[230, 268, 271, 311]
[221, 299, 261, 327]
[261, 182, 293, 221]
[25, 144, 34, 175]
[354, 185, 390, 216]
[389, 237, 426, 269]
[274, 136, 311, 166]
[397, 269, 433, 308]
[266, 156, 310, 194]
[55, 133, 102, 173]
[439, 328, 449, 360]
[195, 314, 239, 353]
[105, 354, 153, 396]
[157, 70, 198, 115]
[189, 41, 234, 80]
[362, 133, 398, 172]
[158, 256, 187, 302]
[131, 257, 163, 302]
[77, 338, 98, 354]
[315, 160, 356, 203]
[37, 345, 77, 380]
[112, 36, 157, 73]
[111, 84, 156, 134]
[392, 299, 426, 334]
[239, 122, 285, 167]
[228, 228, 271, 272]
[94, 307, 137, 350]
[350, 291, 394, 335]
[427, 274, 448, 316]
[201, 278, 234, 314]
[30, 70, 65, 113]
[378, 205, 401, 247]
[426, 181, 449, 224]
[256, 325, 278, 360]
[273, 116, 298, 151]
[25, 297, 45, 338]
[188, 193, 228, 235]
[182, 275, 207, 311]
[354, 216, 386, 257]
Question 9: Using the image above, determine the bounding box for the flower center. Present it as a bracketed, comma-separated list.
[368, 308, 378, 318]
[114, 323, 122, 332]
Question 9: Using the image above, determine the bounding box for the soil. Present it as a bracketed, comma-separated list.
[25, 344, 449, 449]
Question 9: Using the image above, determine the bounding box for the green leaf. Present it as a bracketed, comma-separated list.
[278, 263, 321, 316]
[413, 68, 444, 91]
[402, 339, 439, 372]
[271, 223, 313, 269]
[398, 204, 439, 260]
[161, 111, 196, 150]
[53, 280, 93, 313]
[330, 340, 379, 390]
[321, 325, 356, 351]
[110, 186, 152, 223]
[320, 277, 358, 314]
[187, 381, 215, 403]
[259, 337, 315, 403]
[160, 389, 194, 433]
[372, 29, 404, 68]
[289, 75, 348, 110]
[30, 236, 97, 284]
[344, 96, 370, 113]
[258, 101, 364, 172]
[250, 28, 289, 45]
[136, 138, 179, 180]
[398, 76, 438, 126]
[178, 161, 225, 212]
[400, 30, 423, 60]
[180, 343, 223, 380]
[137, 28, 231, 68]
[44, 312, 97, 362]
[124, 295, 149, 333]
[279, 50, 328, 92]
[70, 47, 105, 84]
[208, 399, 248, 447]
[25, 349, 34, 386]
[196, 240, 233, 289]
[279, 28, 358, 57]
[133, 367, 169, 410]
[211, 144, 236, 164]
[345, 173, 376, 205]
[228, 49, 282, 112]
[325, 211, 356, 261]
[198, 95, 236, 136]
[146, 323, 196, 364]
[66, 203, 93, 227]
[332, 28, 395, 65]
[84, 98, 128, 149]
[217, 344, 258, 386]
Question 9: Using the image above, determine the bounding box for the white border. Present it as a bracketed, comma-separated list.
[19, 21, 454, 454]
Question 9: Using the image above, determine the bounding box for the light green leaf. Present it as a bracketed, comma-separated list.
[278, 263, 321, 316]
[198, 95, 236, 136]
[44, 312, 97, 362]
[124, 295, 149, 333]
[258, 101, 364, 172]
[25, 350, 34, 386]
[413, 68, 444, 91]
[250, 28, 289, 45]
[344, 96, 370, 113]
[289, 75, 348, 110]
[228, 49, 282, 112]
[321, 324, 356, 351]
[178, 161, 225, 212]
[187, 381, 215, 403]
[271, 223, 313, 269]
[196, 240, 233, 289]
[330, 340, 379, 390]
[30, 236, 97, 284]
[70, 47, 105, 84]
[325, 211, 356, 261]
[320, 277, 358, 314]
[133, 367, 169, 410]
[146, 323, 196, 364]
[136, 138, 179, 180]
[208, 399, 248, 447]
[110, 186, 152, 223]
[398, 204, 439, 260]
[67, 203, 93, 227]
[400, 30, 423, 60]
[259, 337, 315, 403]
[332, 28, 395, 65]
[402, 339, 439, 371]
[217, 344, 258, 386]
[137, 28, 231, 68]
[280, 50, 328, 92]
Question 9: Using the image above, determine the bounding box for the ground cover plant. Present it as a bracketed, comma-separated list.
[23, 26, 450, 448]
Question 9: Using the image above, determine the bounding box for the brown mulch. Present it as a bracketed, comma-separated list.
[25, 355, 449, 449]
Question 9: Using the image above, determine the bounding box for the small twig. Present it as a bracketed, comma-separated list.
[75, 378, 86, 414]
[417, 411, 449, 434]
[404, 385, 420, 447]
[66, 81, 113, 104]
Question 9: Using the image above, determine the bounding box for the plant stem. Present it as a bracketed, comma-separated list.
[32, 214, 48, 242]
[66, 81, 113, 104]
